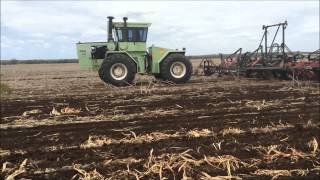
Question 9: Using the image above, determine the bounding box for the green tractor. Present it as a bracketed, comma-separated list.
[76, 16, 192, 86]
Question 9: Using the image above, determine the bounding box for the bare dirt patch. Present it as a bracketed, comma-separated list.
[1, 63, 319, 179]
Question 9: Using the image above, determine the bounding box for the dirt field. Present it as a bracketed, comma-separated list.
[1, 63, 319, 179]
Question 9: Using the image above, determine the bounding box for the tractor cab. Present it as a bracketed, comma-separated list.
[112, 22, 150, 52]
[108, 17, 151, 53]
[113, 23, 149, 43]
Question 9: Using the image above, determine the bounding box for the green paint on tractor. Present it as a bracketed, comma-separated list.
[76, 16, 192, 86]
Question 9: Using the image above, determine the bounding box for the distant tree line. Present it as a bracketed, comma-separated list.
[0, 59, 78, 65]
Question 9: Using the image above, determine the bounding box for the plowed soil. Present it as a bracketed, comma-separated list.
[1, 63, 319, 180]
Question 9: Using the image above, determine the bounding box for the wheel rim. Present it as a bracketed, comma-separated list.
[170, 62, 186, 78]
[110, 63, 128, 80]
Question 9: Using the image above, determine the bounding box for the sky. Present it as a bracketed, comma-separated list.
[1, 1, 319, 60]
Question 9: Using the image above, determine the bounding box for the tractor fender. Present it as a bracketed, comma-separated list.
[155, 51, 186, 73]
[105, 51, 138, 71]
[158, 51, 186, 64]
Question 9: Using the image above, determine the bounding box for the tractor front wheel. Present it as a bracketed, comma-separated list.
[153, 74, 164, 80]
[98, 54, 136, 86]
[160, 54, 192, 83]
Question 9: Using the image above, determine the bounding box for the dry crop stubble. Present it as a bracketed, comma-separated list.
[0, 63, 319, 179]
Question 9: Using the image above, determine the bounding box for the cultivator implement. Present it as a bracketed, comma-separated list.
[285, 53, 320, 81]
[198, 57, 217, 76]
[198, 48, 243, 76]
[197, 21, 320, 81]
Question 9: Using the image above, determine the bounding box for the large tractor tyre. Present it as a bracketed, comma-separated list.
[98, 54, 136, 86]
[160, 53, 192, 83]
[153, 73, 164, 80]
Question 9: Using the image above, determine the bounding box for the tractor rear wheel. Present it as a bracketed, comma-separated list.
[153, 74, 163, 80]
[98, 54, 136, 86]
[160, 54, 192, 83]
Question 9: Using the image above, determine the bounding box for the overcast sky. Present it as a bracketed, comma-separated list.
[1, 1, 319, 60]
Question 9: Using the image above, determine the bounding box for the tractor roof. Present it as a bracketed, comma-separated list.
[113, 22, 151, 28]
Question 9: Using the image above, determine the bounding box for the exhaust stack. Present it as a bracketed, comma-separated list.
[107, 16, 114, 41]
[123, 17, 128, 41]
[123, 17, 128, 27]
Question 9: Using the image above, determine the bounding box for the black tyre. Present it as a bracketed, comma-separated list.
[98, 54, 136, 86]
[245, 70, 252, 78]
[153, 73, 163, 80]
[261, 70, 274, 80]
[160, 53, 192, 83]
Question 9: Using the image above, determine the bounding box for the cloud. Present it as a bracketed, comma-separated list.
[1, 1, 319, 60]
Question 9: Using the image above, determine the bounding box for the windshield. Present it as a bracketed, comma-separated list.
[115, 27, 148, 42]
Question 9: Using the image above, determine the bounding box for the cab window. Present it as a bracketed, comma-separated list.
[115, 27, 148, 42]
[137, 28, 148, 42]
[116, 29, 123, 41]
[128, 29, 134, 41]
